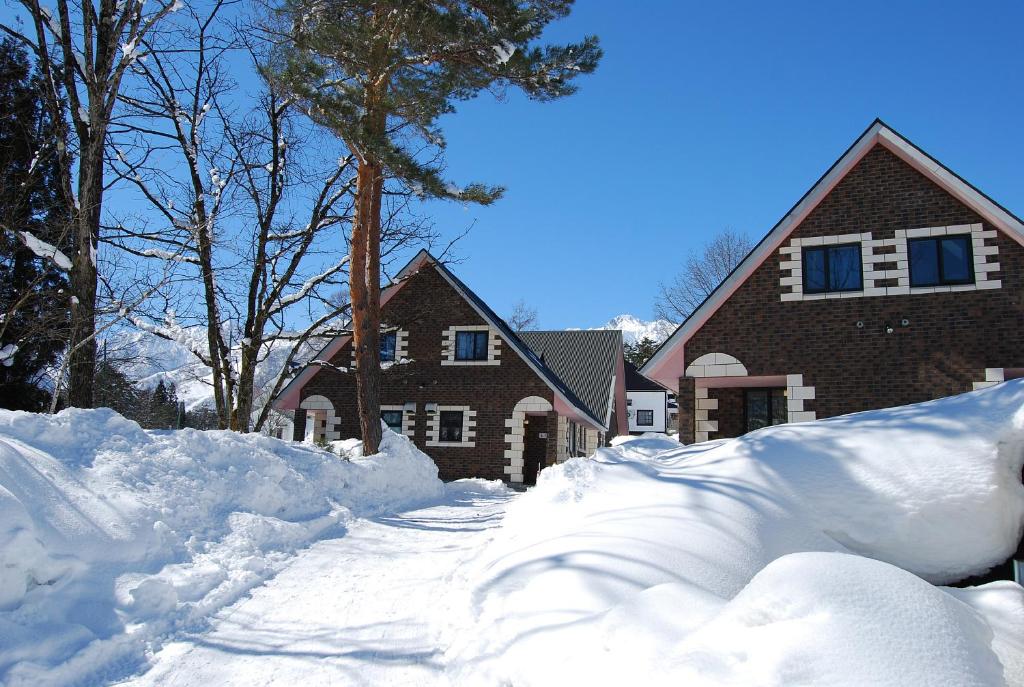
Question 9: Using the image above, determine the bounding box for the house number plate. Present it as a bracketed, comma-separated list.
[538, 432, 548, 438]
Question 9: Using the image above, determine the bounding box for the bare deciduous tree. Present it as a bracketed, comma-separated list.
[655, 229, 753, 322]
[2, 0, 180, 407]
[506, 300, 538, 331]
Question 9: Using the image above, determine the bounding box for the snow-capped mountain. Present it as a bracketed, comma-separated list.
[595, 314, 676, 345]
[106, 327, 320, 412]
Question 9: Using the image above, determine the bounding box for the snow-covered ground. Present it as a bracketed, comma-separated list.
[2, 382, 1023, 686]
[0, 411, 443, 686]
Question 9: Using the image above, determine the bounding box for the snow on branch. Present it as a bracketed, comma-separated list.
[0, 343, 17, 367]
[274, 256, 350, 311]
[15, 230, 73, 271]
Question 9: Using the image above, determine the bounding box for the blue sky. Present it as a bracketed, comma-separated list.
[421, 0, 1024, 329]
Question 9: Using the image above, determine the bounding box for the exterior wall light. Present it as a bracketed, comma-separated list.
[900, 318, 910, 327]
[425, 402, 438, 414]
[885, 324, 895, 334]
[403, 401, 416, 413]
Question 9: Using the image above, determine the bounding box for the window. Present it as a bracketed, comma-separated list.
[745, 388, 787, 433]
[909, 236, 973, 287]
[381, 409, 403, 432]
[802, 244, 863, 293]
[636, 409, 654, 426]
[439, 410, 463, 442]
[455, 331, 488, 360]
[380, 331, 397, 362]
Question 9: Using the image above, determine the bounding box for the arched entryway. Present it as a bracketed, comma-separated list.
[504, 396, 553, 485]
[299, 395, 340, 442]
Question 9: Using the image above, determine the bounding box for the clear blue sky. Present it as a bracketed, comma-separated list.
[421, 0, 1024, 329]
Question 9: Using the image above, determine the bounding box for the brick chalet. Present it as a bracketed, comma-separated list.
[273, 250, 628, 484]
[642, 119, 1024, 441]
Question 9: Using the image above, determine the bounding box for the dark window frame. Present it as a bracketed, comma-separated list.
[454, 330, 489, 361]
[381, 409, 403, 432]
[801, 243, 864, 294]
[636, 409, 654, 426]
[743, 388, 788, 433]
[380, 331, 397, 362]
[438, 410, 464, 442]
[908, 235, 975, 287]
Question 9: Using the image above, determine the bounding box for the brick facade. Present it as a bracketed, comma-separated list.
[296, 264, 561, 482]
[679, 144, 1024, 440]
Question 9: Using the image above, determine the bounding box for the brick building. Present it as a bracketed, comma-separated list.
[642, 120, 1024, 442]
[273, 250, 627, 483]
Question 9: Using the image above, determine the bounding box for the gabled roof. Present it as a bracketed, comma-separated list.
[274, 249, 610, 430]
[518, 330, 623, 426]
[641, 119, 1024, 387]
[624, 360, 668, 392]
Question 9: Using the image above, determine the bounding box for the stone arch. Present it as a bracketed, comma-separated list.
[685, 352, 748, 378]
[503, 396, 553, 484]
[300, 395, 340, 442]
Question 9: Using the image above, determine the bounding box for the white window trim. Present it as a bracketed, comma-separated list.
[442, 325, 501, 366]
[426, 405, 476, 447]
[380, 404, 415, 437]
[779, 224, 999, 302]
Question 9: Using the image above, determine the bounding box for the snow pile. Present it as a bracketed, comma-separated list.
[451, 381, 1024, 686]
[0, 408, 443, 686]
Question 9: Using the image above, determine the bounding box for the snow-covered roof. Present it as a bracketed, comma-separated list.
[642, 119, 1024, 388]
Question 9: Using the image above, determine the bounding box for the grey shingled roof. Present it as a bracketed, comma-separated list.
[517, 330, 622, 426]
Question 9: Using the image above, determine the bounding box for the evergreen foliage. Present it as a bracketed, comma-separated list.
[0, 39, 71, 411]
[624, 336, 659, 367]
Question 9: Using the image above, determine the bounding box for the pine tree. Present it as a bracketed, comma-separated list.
[0, 39, 71, 411]
[277, 0, 601, 453]
[94, 358, 142, 419]
[625, 337, 659, 368]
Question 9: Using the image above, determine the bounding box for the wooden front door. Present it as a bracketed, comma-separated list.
[522, 415, 547, 486]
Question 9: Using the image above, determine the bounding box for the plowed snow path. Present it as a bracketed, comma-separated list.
[119, 482, 513, 687]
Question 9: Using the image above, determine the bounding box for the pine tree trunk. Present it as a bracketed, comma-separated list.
[66, 135, 103, 408]
[351, 157, 383, 455]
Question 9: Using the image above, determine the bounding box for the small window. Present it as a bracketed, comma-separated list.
[381, 409, 403, 432]
[439, 410, 463, 442]
[745, 388, 788, 433]
[802, 244, 863, 293]
[455, 331, 488, 360]
[909, 236, 973, 287]
[380, 332, 397, 362]
[636, 409, 654, 426]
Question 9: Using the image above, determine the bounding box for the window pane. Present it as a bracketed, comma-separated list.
[455, 331, 488, 360]
[910, 239, 939, 286]
[941, 236, 971, 283]
[473, 332, 488, 359]
[439, 411, 463, 442]
[381, 410, 403, 431]
[746, 390, 769, 432]
[770, 388, 788, 426]
[380, 332, 397, 362]
[637, 410, 653, 426]
[828, 245, 862, 291]
[803, 248, 826, 292]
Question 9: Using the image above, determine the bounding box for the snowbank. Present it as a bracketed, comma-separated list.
[0, 408, 443, 686]
[451, 380, 1024, 686]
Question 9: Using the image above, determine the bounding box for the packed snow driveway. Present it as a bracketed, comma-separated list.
[119, 481, 514, 687]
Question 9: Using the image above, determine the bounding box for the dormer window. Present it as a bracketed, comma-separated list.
[802, 243, 863, 293]
[909, 235, 973, 287]
[455, 331, 489, 361]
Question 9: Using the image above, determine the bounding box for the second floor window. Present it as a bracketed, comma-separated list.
[802, 243, 863, 293]
[380, 332, 397, 362]
[439, 410, 463, 442]
[455, 331, 488, 360]
[636, 409, 654, 426]
[909, 235, 973, 287]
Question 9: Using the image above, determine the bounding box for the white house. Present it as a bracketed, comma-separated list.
[625, 361, 670, 434]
